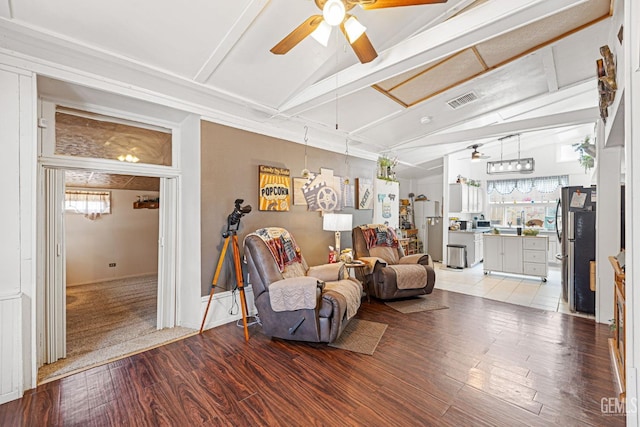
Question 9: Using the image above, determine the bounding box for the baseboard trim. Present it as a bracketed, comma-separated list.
[198, 286, 256, 332]
[67, 272, 157, 287]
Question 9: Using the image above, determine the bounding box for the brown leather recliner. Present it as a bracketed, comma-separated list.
[244, 227, 362, 343]
[352, 224, 436, 300]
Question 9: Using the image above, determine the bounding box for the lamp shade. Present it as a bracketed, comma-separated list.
[311, 20, 332, 47]
[344, 16, 366, 43]
[323, 213, 352, 232]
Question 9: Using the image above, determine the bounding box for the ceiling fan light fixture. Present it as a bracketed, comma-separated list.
[344, 16, 366, 43]
[323, 0, 346, 26]
[311, 20, 332, 46]
[471, 151, 481, 162]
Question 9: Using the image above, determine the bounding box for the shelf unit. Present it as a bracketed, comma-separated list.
[399, 229, 422, 255]
[133, 201, 159, 209]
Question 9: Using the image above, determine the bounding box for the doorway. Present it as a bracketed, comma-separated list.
[37, 103, 182, 380]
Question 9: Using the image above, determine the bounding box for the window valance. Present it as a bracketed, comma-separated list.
[486, 175, 568, 195]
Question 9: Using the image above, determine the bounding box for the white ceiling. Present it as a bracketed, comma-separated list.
[0, 0, 613, 178]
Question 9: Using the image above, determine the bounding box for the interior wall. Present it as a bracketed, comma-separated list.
[200, 121, 376, 295]
[65, 189, 159, 285]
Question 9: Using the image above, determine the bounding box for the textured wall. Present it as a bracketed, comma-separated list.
[200, 121, 376, 295]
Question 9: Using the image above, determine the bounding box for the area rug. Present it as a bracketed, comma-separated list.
[38, 275, 197, 383]
[328, 319, 387, 355]
[384, 296, 449, 314]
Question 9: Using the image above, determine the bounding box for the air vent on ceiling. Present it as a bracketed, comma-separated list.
[447, 91, 479, 109]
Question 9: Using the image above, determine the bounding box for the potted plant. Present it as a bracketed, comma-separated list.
[573, 136, 596, 172]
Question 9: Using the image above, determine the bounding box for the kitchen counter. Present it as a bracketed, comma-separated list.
[493, 227, 555, 235]
[448, 231, 486, 267]
[483, 234, 549, 280]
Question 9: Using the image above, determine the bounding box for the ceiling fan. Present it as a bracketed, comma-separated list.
[270, 0, 448, 64]
[461, 144, 490, 161]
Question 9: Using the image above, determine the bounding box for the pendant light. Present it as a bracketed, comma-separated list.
[343, 138, 350, 185]
[301, 126, 310, 178]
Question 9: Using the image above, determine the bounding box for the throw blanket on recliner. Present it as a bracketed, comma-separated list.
[388, 265, 428, 289]
[359, 224, 399, 249]
[324, 279, 362, 320]
[247, 228, 302, 272]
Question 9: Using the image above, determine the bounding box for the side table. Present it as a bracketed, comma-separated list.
[345, 261, 370, 301]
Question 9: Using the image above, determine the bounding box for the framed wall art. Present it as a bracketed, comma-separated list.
[258, 165, 290, 211]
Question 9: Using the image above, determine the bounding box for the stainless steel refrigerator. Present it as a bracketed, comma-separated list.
[555, 186, 596, 314]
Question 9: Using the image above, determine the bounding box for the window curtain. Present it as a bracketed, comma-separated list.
[65, 191, 111, 220]
[487, 175, 568, 195]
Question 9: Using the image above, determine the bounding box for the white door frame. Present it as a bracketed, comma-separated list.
[38, 162, 181, 365]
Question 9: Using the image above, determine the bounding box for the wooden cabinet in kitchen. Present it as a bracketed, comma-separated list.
[483, 235, 548, 280]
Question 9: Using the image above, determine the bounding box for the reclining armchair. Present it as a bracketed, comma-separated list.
[244, 227, 362, 343]
[352, 224, 436, 300]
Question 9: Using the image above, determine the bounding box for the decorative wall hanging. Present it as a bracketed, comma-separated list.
[258, 165, 291, 211]
[292, 178, 308, 205]
[356, 178, 373, 210]
[597, 44, 617, 123]
[299, 168, 339, 212]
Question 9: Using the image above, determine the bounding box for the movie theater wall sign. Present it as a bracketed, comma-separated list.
[293, 168, 354, 212]
[259, 165, 291, 211]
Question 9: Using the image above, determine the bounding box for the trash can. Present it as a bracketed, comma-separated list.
[447, 244, 466, 269]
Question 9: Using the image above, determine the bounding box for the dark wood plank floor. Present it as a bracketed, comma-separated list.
[0, 289, 625, 426]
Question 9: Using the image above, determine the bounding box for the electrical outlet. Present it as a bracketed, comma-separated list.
[109, 263, 116, 267]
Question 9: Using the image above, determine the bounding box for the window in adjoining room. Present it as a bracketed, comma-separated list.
[65, 190, 111, 219]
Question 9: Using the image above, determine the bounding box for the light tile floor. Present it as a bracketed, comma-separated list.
[434, 262, 594, 318]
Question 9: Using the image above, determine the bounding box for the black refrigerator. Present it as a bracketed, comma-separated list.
[555, 186, 596, 314]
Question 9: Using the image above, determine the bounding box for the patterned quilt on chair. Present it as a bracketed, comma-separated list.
[359, 224, 399, 249]
[247, 227, 302, 273]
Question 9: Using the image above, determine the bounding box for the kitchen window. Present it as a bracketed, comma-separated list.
[487, 175, 567, 228]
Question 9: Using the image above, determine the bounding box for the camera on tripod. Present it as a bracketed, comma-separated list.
[224, 199, 252, 236]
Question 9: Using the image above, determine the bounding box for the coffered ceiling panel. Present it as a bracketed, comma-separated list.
[374, 0, 611, 112]
[475, 0, 611, 68]
[387, 48, 486, 106]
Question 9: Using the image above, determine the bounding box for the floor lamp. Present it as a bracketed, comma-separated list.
[323, 213, 353, 255]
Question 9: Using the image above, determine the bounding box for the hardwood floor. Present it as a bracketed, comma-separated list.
[0, 289, 625, 426]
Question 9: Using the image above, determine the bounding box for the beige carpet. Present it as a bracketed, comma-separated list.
[385, 296, 449, 314]
[38, 275, 196, 383]
[328, 319, 387, 355]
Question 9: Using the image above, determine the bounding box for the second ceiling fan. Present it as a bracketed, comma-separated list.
[270, 0, 448, 64]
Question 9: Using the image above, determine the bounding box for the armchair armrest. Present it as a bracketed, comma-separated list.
[307, 262, 345, 281]
[399, 253, 433, 267]
[268, 276, 321, 312]
[357, 256, 387, 274]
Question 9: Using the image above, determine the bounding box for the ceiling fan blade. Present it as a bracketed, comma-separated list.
[360, 0, 448, 10]
[340, 25, 378, 63]
[270, 15, 323, 55]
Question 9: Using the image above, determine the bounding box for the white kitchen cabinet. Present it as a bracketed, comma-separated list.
[483, 235, 548, 280]
[449, 231, 485, 267]
[502, 237, 523, 274]
[483, 235, 502, 271]
[449, 183, 482, 213]
[449, 183, 468, 213]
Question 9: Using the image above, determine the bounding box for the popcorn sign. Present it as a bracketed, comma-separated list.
[259, 165, 290, 211]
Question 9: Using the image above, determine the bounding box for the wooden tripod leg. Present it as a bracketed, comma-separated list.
[199, 236, 231, 334]
[231, 234, 250, 341]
